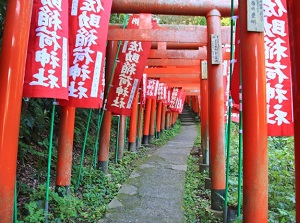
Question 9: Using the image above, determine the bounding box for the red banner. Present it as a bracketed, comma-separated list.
[23, 0, 69, 99]
[146, 79, 159, 99]
[223, 57, 239, 123]
[169, 87, 182, 112]
[157, 83, 168, 103]
[177, 91, 186, 114]
[231, 0, 293, 136]
[58, 0, 112, 108]
[264, 0, 293, 136]
[140, 73, 147, 107]
[231, 22, 240, 106]
[106, 15, 153, 116]
[166, 89, 171, 105]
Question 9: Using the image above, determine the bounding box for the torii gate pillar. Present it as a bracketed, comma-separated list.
[206, 9, 225, 211]
[239, 1, 268, 222]
[286, 1, 300, 221]
[0, 1, 33, 222]
[128, 90, 139, 152]
[55, 106, 76, 196]
[98, 41, 117, 174]
[200, 69, 209, 168]
[142, 98, 152, 145]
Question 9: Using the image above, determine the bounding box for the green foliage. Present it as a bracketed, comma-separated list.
[110, 13, 127, 24]
[183, 122, 221, 223]
[19, 148, 149, 222]
[154, 15, 231, 26]
[154, 15, 206, 26]
[268, 137, 295, 223]
[19, 99, 53, 143]
[19, 185, 85, 223]
[185, 122, 296, 222]
[183, 155, 221, 223]
[225, 125, 295, 221]
[221, 17, 231, 26]
[193, 124, 201, 147]
[226, 125, 295, 222]
[153, 120, 182, 147]
[18, 99, 58, 189]
[73, 108, 101, 162]
[0, 0, 7, 46]
[16, 97, 138, 222]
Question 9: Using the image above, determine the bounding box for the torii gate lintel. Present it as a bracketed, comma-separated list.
[111, 0, 238, 17]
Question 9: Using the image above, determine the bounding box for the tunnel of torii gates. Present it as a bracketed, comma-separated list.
[0, 0, 300, 222]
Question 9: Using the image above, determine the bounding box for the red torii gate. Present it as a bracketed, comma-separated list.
[109, 0, 264, 221]
[109, 0, 236, 216]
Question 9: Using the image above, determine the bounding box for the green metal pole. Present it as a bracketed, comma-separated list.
[76, 109, 93, 190]
[93, 108, 103, 168]
[44, 101, 57, 223]
[115, 116, 121, 163]
[224, 1, 236, 220]
[237, 45, 243, 218]
[124, 117, 128, 149]
[13, 182, 17, 223]
[237, 101, 243, 217]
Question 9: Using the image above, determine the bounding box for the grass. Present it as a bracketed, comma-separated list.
[18, 120, 183, 222]
[183, 122, 222, 223]
[152, 120, 182, 147]
[184, 122, 296, 223]
[183, 155, 222, 223]
[18, 149, 150, 222]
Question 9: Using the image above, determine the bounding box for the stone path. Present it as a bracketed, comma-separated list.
[99, 108, 197, 223]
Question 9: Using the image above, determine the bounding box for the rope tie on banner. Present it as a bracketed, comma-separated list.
[230, 59, 237, 64]
[231, 15, 239, 20]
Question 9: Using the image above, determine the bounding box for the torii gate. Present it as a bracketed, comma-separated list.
[108, 1, 267, 223]
[106, 13, 231, 214]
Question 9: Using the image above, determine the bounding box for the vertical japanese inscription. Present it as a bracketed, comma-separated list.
[157, 83, 164, 101]
[211, 34, 221, 65]
[264, 0, 293, 134]
[68, 0, 105, 100]
[23, 0, 69, 99]
[146, 79, 159, 98]
[169, 87, 179, 110]
[127, 79, 139, 108]
[247, 0, 264, 32]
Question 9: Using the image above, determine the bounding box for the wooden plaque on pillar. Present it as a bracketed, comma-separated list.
[211, 34, 221, 65]
[247, 0, 264, 32]
[201, 61, 208, 79]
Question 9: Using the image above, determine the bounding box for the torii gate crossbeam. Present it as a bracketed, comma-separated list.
[111, 0, 238, 16]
